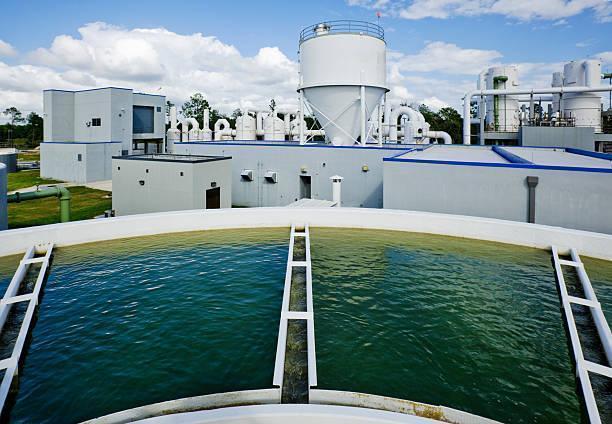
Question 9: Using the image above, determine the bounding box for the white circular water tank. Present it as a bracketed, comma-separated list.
[485, 66, 520, 132]
[264, 114, 285, 140]
[235, 114, 257, 140]
[299, 21, 388, 145]
[563, 60, 602, 132]
[0, 163, 6, 231]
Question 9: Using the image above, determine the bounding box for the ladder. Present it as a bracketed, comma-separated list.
[273, 224, 317, 398]
[0, 243, 54, 415]
[551, 246, 612, 424]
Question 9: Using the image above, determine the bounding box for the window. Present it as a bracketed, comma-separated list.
[133, 106, 154, 133]
[156, 107, 162, 112]
[92, 118, 101, 127]
[77, 154, 82, 162]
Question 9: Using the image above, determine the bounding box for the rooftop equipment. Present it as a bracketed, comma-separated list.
[298, 21, 389, 146]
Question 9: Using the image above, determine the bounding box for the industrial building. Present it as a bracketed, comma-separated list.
[112, 154, 231, 216]
[41, 87, 165, 183]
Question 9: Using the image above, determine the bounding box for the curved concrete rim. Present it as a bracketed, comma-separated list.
[1, 207, 611, 260]
[132, 404, 458, 424]
[82, 389, 499, 424]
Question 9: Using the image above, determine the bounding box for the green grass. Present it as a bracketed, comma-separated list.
[7, 169, 60, 192]
[8, 186, 112, 229]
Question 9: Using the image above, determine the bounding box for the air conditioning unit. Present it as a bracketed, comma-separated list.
[264, 171, 278, 183]
[241, 169, 254, 181]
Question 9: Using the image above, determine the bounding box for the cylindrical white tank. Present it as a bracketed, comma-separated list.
[299, 21, 388, 145]
[485, 66, 520, 132]
[235, 113, 257, 140]
[264, 113, 285, 140]
[563, 60, 602, 132]
[551, 72, 563, 114]
[0, 163, 6, 231]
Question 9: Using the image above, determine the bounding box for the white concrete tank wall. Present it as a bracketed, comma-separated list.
[235, 114, 257, 140]
[485, 66, 520, 132]
[0, 163, 6, 231]
[563, 60, 602, 132]
[299, 22, 388, 146]
[263, 114, 285, 140]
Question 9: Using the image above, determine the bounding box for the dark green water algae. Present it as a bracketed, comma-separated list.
[311, 228, 612, 424]
[0, 228, 287, 423]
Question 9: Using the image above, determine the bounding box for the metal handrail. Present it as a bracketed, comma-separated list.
[299, 20, 384, 43]
[551, 247, 612, 424]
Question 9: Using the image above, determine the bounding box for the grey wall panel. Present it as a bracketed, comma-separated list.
[383, 160, 612, 234]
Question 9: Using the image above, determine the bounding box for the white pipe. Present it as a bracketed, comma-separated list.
[378, 97, 384, 146]
[389, 106, 421, 142]
[462, 85, 612, 144]
[214, 118, 231, 141]
[424, 130, 452, 144]
[169, 106, 177, 129]
[330, 175, 343, 207]
[181, 118, 199, 141]
[203, 109, 210, 131]
[256, 111, 267, 137]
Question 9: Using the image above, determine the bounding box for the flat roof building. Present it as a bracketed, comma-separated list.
[41, 87, 165, 183]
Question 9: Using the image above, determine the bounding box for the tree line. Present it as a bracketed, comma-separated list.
[1, 107, 43, 148]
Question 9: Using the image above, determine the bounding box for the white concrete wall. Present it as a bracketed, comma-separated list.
[109, 89, 133, 153]
[112, 157, 232, 216]
[1, 208, 611, 261]
[41, 142, 121, 183]
[383, 160, 612, 234]
[43, 90, 75, 142]
[174, 143, 408, 207]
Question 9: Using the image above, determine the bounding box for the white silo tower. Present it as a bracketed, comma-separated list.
[298, 21, 388, 146]
[485, 66, 520, 132]
[562, 60, 602, 132]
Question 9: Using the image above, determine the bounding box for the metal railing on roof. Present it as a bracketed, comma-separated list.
[299, 20, 384, 43]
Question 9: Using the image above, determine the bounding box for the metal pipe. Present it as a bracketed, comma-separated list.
[423, 130, 452, 144]
[8, 186, 71, 222]
[463, 85, 612, 144]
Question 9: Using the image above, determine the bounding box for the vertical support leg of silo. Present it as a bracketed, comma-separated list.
[299, 90, 305, 145]
[360, 85, 366, 146]
[378, 96, 384, 146]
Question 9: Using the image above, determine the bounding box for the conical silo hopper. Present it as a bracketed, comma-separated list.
[298, 21, 388, 146]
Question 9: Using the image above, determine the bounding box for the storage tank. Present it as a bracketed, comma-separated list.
[0, 163, 6, 231]
[263, 113, 285, 140]
[485, 66, 520, 132]
[563, 60, 602, 132]
[299, 21, 388, 146]
[0, 149, 17, 173]
[235, 112, 257, 140]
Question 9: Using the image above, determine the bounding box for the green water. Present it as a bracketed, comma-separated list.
[0, 229, 288, 423]
[0, 227, 610, 423]
[311, 228, 612, 424]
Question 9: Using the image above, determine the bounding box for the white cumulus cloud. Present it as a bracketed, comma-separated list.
[349, 0, 612, 22]
[0, 40, 16, 57]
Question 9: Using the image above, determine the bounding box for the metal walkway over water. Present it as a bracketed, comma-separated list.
[273, 224, 317, 402]
[552, 247, 612, 424]
[0, 244, 54, 415]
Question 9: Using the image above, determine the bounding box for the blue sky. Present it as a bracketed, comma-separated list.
[0, 0, 610, 117]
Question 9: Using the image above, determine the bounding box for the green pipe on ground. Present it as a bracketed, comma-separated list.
[8, 186, 71, 222]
